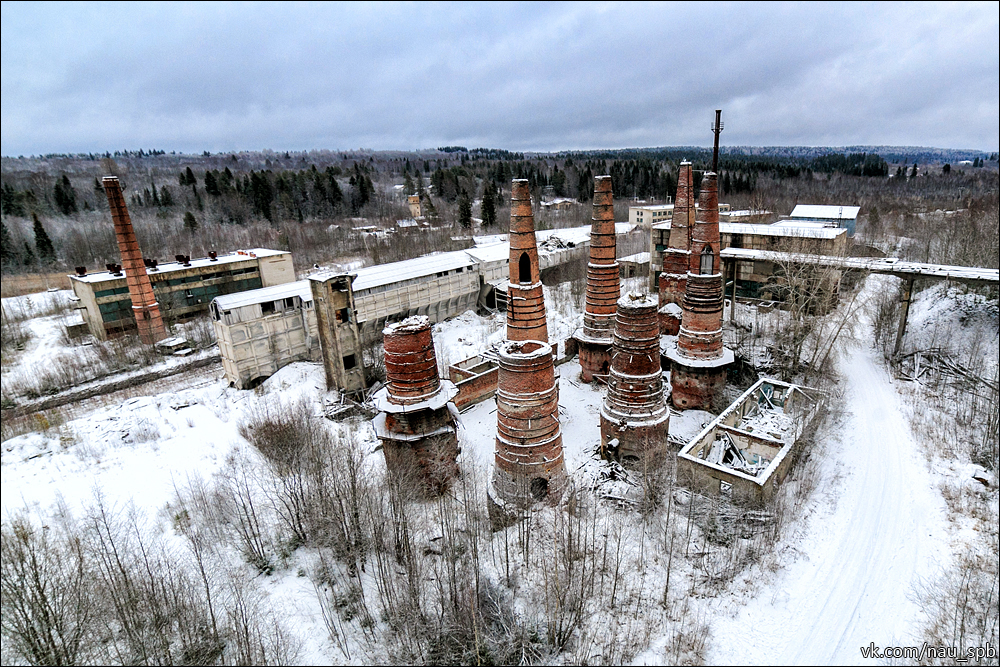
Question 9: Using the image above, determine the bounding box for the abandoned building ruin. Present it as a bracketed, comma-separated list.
[599, 292, 670, 466]
[574, 175, 620, 382]
[372, 316, 460, 493]
[489, 179, 567, 520]
[101, 176, 167, 345]
[658, 161, 694, 336]
[676, 378, 819, 504]
[663, 171, 735, 410]
[308, 272, 367, 395]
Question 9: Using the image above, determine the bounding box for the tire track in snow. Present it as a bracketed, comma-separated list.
[706, 344, 949, 665]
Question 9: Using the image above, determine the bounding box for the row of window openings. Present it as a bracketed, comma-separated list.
[93, 268, 258, 297]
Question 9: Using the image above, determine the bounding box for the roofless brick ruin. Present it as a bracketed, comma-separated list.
[489, 180, 567, 522]
[372, 316, 460, 494]
[574, 175, 620, 382]
[102, 176, 167, 345]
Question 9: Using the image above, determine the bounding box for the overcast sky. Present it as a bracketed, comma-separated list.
[2, 1, 997, 156]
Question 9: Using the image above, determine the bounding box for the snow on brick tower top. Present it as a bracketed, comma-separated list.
[580, 175, 619, 344]
[102, 176, 167, 345]
[600, 290, 669, 462]
[506, 179, 548, 343]
[382, 315, 447, 407]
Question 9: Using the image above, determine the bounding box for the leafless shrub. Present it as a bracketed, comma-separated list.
[0, 509, 92, 666]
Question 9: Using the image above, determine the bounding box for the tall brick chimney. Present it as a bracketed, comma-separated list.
[658, 161, 694, 335]
[372, 316, 459, 494]
[600, 292, 669, 465]
[489, 180, 566, 525]
[488, 339, 567, 525]
[506, 179, 548, 343]
[663, 172, 734, 410]
[102, 176, 167, 344]
[574, 175, 619, 382]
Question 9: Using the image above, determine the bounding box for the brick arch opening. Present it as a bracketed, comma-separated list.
[519, 252, 531, 283]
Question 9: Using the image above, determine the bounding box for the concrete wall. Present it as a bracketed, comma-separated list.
[258, 253, 296, 287]
[310, 274, 366, 394]
[214, 298, 319, 388]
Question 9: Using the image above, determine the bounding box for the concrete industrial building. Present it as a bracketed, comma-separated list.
[210, 281, 320, 389]
[71, 247, 294, 340]
[650, 218, 849, 298]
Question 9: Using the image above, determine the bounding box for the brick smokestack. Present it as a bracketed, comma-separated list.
[574, 175, 619, 382]
[658, 161, 694, 335]
[600, 292, 669, 465]
[506, 179, 548, 343]
[488, 339, 567, 525]
[102, 176, 167, 344]
[372, 316, 459, 494]
[663, 172, 734, 410]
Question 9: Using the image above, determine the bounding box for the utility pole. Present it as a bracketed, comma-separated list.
[711, 109, 723, 173]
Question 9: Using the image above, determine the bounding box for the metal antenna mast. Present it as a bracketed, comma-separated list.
[711, 109, 723, 173]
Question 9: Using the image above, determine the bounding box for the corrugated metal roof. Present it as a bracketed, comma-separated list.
[789, 205, 860, 220]
[213, 279, 313, 310]
[352, 250, 476, 292]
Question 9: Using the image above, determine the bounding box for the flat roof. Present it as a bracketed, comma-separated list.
[630, 204, 674, 212]
[789, 204, 860, 220]
[653, 221, 846, 240]
[69, 248, 288, 284]
[213, 279, 313, 310]
[619, 252, 651, 264]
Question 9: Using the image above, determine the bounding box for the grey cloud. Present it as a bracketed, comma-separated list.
[2, 1, 996, 156]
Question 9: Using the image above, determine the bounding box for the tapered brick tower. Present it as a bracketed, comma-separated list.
[600, 292, 670, 465]
[663, 172, 734, 410]
[372, 316, 459, 494]
[102, 176, 167, 344]
[489, 180, 566, 524]
[574, 175, 619, 382]
[506, 179, 548, 343]
[658, 161, 694, 336]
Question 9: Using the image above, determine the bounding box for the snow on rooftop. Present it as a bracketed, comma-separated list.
[654, 221, 846, 239]
[619, 251, 651, 264]
[69, 248, 288, 284]
[212, 279, 314, 310]
[790, 204, 860, 220]
[352, 250, 476, 292]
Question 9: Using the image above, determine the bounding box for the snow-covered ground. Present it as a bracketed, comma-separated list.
[2, 274, 995, 665]
[705, 341, 951, 665]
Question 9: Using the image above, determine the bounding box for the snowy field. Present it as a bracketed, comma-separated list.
[2, 275, 996, 665]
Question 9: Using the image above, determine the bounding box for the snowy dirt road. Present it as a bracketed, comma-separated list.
[706, 342, 950, 665]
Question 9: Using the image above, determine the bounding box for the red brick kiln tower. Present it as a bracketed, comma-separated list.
[102, 176, 167, 344]
[574, 175, 620, 382]
[663, 172, 734, 410]
[600, 292, 670, 465]
[658, 161, 694, 336]
[489, 180, 567, 521]
[372, 316, 460, 493]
